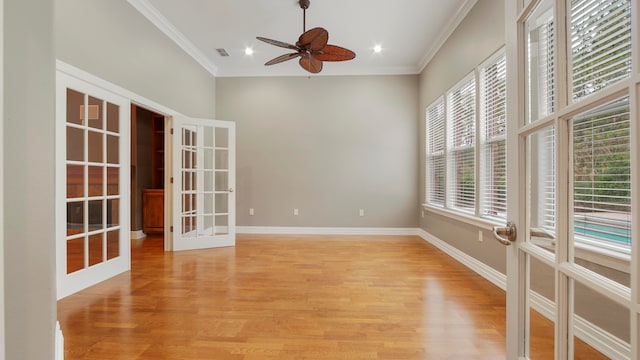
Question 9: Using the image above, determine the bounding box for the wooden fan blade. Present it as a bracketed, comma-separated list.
[265, 52, 302, 66]
[297, 27, 328, 52]
[256, 37, 298, 50]
[299, 53, 323, 73]
[314, 44, 356, 62]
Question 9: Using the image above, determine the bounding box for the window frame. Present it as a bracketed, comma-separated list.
[423, 48, 508, 227]
[425, 96, 446, 208]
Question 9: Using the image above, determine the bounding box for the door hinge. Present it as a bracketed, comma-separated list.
[170, 226, 173, 232]
[170, 177, 174, 184]
[170, 128, 174, 135]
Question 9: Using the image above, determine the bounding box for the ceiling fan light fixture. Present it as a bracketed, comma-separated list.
[244, 47, 254, 55]
[255, 0, 355, 74]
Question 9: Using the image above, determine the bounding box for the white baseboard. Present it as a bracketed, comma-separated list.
[236, 226, 419, 236]
[130, 230, 146, 240]
[416, 228, 630, 360]
[55, 321, 64, 360]
[417, 228, 506, 290]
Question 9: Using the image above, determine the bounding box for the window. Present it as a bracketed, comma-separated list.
[426, 98, 445, 207]
[479, 54, 507, 220]
[447, 75, 476, 214]
[424, 50, 507, 222]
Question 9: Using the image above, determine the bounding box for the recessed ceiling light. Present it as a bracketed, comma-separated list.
[245, 47, 254, 55]
[373, 45, 382, 53]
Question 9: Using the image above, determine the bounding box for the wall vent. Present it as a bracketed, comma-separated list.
[216, 48, 230, 57]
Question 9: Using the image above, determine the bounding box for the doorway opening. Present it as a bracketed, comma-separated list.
[130, 104, 166, 252]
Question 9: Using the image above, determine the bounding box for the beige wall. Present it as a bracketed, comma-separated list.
[55, 0, 216, 118]
[217, 75, 419, 228]
[419, 0, 506, 271]
[4, 0, 56, 358]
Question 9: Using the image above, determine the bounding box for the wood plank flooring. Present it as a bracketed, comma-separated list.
[57, 234, 607, 359]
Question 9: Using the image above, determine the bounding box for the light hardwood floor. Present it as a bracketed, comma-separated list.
[57, 234, 607, 359]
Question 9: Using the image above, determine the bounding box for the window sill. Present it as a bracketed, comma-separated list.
[422, 204, 631, 275]
[532, 238, 630, 274]
[421, 204, 502, 231]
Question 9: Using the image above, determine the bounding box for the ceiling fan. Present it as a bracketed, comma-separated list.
[256, 0, 356, 74]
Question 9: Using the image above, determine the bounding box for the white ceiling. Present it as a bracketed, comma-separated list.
[129, 0, 477, 77]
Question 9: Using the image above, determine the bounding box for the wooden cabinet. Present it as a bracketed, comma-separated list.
[142, 189, 164, 234]
[151, 114, 165, 189]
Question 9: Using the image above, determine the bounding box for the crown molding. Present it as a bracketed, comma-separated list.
[417, 0, 478, 74]
[127, 0, 218, 77]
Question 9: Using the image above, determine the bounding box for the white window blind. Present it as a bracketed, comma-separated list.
[571, 0, 632, 101]
[447, 76, 476, 213]
[480, 53, 507, 220]
[572, 97, 631, 247]
[426, 98, 445, 206]
[526, 10, 555, 122]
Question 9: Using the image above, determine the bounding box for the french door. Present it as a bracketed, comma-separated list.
[55, 71, 130, 299]
[171, 116, 235, 251]
[503, 0, 638, 358]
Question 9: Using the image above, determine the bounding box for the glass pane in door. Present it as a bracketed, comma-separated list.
[65, 91, 122, 273]
[527, 125, 557, 256]
[573, 279, 628, 359]
[179, 124, 231, 238]
[173, 118, 235, 251]
[570, 97, 631, 288]
[529, 255, 555, 359]
[525, 0, 556, 123]
[570, 0, 632, 101]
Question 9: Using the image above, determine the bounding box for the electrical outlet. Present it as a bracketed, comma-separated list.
[478, 230, 483, 242]
[359, 209, 364, 217]
[294, 208, 299, 216]
[249, 208, 254, 216]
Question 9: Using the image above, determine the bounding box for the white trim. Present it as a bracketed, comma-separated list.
[126, 0, 218, 77]
[237, 226, 419, 236]
[55, 321, 64, 360]
[418, 0, 478, 72]
[417, 228, 631, 359]
[56, 60, 179, 117]
[130, 230, 147, 240]
[417, 229, 506, 289]
[0, 0, 4, 355]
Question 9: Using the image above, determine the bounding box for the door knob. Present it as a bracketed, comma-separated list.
[493, 221, 517, 246]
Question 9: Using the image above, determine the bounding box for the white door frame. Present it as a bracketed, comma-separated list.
[55, 71, 132, 299]
[54, 61, 207, 295]
[505, 0, 639, 359]
[0, 0, 5, 355]
[171, 116, 236, 252]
